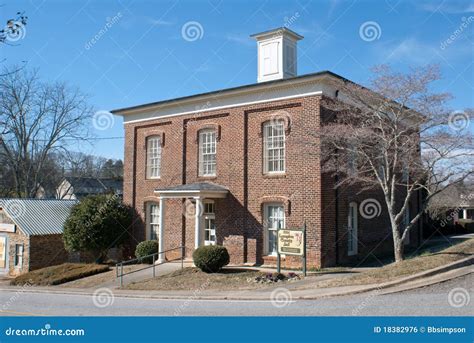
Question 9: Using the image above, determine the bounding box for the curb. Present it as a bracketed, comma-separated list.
[0, 256, 472, 301]
[296, 255, 474, 300]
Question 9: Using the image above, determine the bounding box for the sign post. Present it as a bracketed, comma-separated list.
[277, 224, 307, 276]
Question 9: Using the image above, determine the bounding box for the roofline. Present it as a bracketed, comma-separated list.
[111, 71, 347, 116]
[0, 198, 77, 202]
[250, 27, 304, 40]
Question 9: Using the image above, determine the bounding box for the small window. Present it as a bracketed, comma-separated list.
[198, 129, 217, 177]
[146, 136, 162, 179]
[263, 121, 285, 174]
[402, 207, 410, 245]
[348, 202, 358, 256]
[402, 161, 409, 183]
[348, 144, 358, 175]
[204, 202, 215, 215]
[15, 244, 24, 268]
[264, 204, 285, 255]
[147, 203, 160, 240]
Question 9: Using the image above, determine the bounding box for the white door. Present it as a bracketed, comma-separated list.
[203, 202, 216, 246]
[0, 236, 8, 274]
[348, 202, 358, 256]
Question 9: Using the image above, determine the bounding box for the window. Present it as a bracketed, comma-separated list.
[203, 201, 216, 245]
[198, 129, 217, 176]
[348, 202, 358, 256]
[264, 204, 285, 255]
[263, 121, 285, 173]
[146, 136, 161, 179]
[402, 161, 409, 183]
[402, 206, 410, 245]
[348, 143, 358, 175]
[147, 203, 160, 240]
[15, 244, 24, 268]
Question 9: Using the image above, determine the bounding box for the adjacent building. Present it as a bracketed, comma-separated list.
[56, 176, 123, 200]
[0, 199, 77, 276]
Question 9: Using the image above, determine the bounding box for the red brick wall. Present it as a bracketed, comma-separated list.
[123, 94, 420, 268]
[29, 234, 69, 271]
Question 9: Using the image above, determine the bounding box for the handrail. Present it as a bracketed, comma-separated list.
[115, 245, 185, 287]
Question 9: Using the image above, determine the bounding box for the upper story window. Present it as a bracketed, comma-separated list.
[199, 129, 217, 177]
[263, 120, 285, 174]
[146, 135, 161, 179]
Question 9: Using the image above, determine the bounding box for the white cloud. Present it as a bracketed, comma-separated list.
[226, 34, 254, 46]
[419, 1, 474, 14]
[379, 37, 472, 65]
[145, 18, 174, 26]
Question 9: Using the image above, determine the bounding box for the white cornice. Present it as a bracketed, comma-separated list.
[118, 75, 336, 125]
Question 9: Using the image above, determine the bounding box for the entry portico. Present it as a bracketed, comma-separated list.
[154, 182, 228, 263]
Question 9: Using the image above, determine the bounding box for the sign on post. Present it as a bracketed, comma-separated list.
[277, 229, 304, 255]
[276, 223, 307, 276]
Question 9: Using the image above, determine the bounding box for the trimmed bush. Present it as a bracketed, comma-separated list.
[458, 219, 474, 233]
[193, 245, 230, 273]
[135, 240, 159, 264]
[63, 194, 133, 263]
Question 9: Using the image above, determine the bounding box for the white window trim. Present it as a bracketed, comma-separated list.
[146, 202, 160, 241]
[263, 203, 285, 256]
[198, 129, 217, 177]
[348, 202, 358, 256]
[14, 244, 23, 269]
[263, 121, 286, 174]
[203, 200, 216, 245]
[146, 135, 162, 179]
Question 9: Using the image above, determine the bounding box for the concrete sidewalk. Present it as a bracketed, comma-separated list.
[103, 260, 194, 288]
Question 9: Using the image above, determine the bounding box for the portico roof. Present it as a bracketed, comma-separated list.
[154, 182, 228, 198]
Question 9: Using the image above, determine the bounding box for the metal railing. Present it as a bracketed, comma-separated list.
[115, 246, 185, 287]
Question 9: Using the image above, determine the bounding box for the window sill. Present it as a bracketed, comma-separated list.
[263, 254, 286, 259]
[145, 177, 161, 181]
[198, 175, 217, 180]
[263, 173, 286, 179]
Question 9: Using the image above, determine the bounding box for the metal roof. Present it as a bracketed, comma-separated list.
[64, 177, 123, 195]
[0, 198, 77, 236]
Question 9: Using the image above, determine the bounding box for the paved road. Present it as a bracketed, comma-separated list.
[0, 274, 472, 316]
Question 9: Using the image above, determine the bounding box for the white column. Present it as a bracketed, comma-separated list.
[462, 209, 468, 220]
[194, 197, 203, 249]
[158, 197, 166, 263]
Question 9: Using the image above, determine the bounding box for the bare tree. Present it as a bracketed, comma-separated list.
[0, 67, 94, 197]
[316, 64, 473, 262]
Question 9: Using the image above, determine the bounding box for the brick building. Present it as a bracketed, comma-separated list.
[113, 28, 421, 269]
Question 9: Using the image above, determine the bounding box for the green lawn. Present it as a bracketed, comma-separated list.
[311, 238, 474, 288]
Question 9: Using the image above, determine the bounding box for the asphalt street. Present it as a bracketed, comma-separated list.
[0, 274, 472, 316]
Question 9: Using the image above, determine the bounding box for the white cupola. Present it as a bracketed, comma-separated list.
[251, 27, 303, 83]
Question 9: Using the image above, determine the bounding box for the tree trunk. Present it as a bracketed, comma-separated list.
[393, 237, 405, 262]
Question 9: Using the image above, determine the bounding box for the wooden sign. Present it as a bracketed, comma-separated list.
[0, 223, 15, 233]
[278, 229, 304, 256]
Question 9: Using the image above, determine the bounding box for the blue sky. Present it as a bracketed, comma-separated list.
[2, 0, 473, 159]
